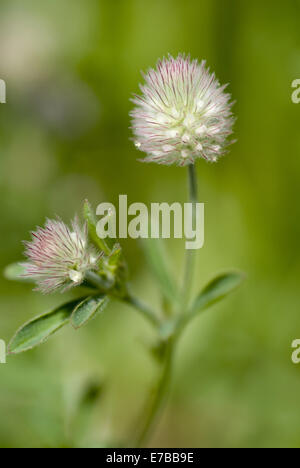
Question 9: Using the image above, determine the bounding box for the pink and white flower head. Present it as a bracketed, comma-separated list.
[131, 54, 235, 166]
[22, 218, 102, 294]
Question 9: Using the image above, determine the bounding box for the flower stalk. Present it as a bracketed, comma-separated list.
[182, 164, 198, 308]
[123, 293, 160, 328]
[133, 165, 199, 448]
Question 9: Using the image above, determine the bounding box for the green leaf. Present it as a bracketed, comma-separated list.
[71, 295, 109, 329]
[4, 263, 33, 283]
[8, 299, 83, 354]
[107, 243, 122, 268]
[190, 271, 245, 315]
[140, 237, 178, 304]
[83, 199, 111, 255]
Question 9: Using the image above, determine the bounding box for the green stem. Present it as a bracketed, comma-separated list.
[133, 165, 199, 447]
[181, 164, 198, 308]
[84, 270, 113, 291]
[123, 293, 160, 328]
[135, 336, 175, 447]
[85, 271, 159, 328]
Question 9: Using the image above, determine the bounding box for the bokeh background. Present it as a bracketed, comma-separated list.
[0, 0, 300, 448]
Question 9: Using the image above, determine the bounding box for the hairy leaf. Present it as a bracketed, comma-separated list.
[140, 237, 178, 304]
[71, 295, 109, 329]
[83, 199, 111, 255]
[190, 271, 245, 315]
[8, 299, 83, 354]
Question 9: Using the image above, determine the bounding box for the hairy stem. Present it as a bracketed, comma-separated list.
[84, 270, 113, 291]
[135, 336, 175, 447]
[123, 293, 160, 328]
[133, 165, 199, 447]
[85, 271, 159, 328]
[182, 164, 198, 308]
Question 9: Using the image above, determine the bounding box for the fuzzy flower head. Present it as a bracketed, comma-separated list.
[131, 54, 235, 166]
[22, 218, 102, 294]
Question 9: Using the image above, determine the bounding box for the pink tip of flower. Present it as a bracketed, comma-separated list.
[22, 218, 102, 294]
[130, 54, 235, 166]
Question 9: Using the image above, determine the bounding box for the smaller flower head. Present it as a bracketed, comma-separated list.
[130, 54, 235, 166]
[22, 218, 102, 294]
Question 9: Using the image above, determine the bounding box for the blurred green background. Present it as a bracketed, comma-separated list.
[0, 0, 300, 448]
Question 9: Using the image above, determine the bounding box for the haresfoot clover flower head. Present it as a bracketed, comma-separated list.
[22, 218, 102, 294]
[131, 54, 235, 166]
